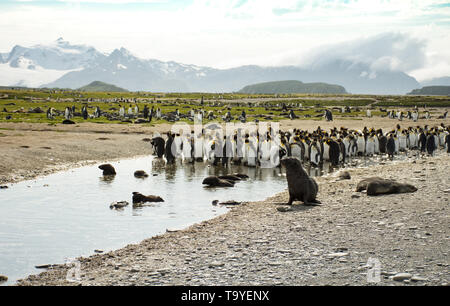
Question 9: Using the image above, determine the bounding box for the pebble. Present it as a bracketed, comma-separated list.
[326, 252, 349, 258]
[392, 273, 412, 281]
[0, 275, 7, 282]
[277, 206, 293, 212]
[94, 250, 103, 253]
[208, 262, 224, 268]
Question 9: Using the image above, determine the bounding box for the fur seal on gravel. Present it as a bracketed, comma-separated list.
[281, 157, 321, 205]
[98, 164, 116, 176]
[356, 177, 417, 196]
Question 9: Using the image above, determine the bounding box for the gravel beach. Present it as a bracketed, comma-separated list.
[1, 118, 449, 286]
[16, 153, 450, 286]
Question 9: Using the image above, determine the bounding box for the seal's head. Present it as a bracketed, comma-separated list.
[281, 156, 302, 169]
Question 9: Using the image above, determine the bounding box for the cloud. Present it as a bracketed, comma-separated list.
[297, 32, 427, 73]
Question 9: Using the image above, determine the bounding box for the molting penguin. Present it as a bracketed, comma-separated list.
[327, 139, 340, 166]
[426, 133, 436, 156]
[386, 134, 396, 159]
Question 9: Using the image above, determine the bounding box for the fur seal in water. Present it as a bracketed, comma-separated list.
[134, 170, 149, 178]
[110, 201, 129, 209]
[281, 157, 321, 205]
[98, 164, 116, 176]
[132, 192, 164, 204]
[202, 176, 235, 187]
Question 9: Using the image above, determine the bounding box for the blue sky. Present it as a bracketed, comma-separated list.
[1, 0, 449, 80]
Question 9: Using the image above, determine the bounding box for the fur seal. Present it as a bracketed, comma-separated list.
[134, 170, 149, 178]
[202, 176, 235, 187]
[132, 192, 164, 204]
[356, 177, 417, 196]
[218, 175, 241, 181]
[281, 157, 321, 205]
[110, 201, 129, 209]
[98, 164, 116, 176]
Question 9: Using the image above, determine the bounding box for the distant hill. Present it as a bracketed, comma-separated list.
[238, 80, 347, 94]
[407, 86, 450, 96]
[77, 81, 128, 92]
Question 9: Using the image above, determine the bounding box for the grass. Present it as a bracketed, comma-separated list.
[0, 88, 449, 125]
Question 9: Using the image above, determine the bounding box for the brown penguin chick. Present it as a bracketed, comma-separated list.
[98, 164, 116, 176]
[280, 157, 321, 206]
[132, 192, 164, 204]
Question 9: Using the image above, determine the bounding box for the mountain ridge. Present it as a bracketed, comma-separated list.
[0, 38, 426, 94]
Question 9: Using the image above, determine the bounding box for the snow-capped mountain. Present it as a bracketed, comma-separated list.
[1, 38, 421, 94]
[0, 38, 104, 88]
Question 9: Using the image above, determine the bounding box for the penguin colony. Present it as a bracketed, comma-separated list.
[150, 123, 450, 167]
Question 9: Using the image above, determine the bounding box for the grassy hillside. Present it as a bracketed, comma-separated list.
[408, 86, 450, 96]
[238, 80, 347, 94]
[77, 81, 129, 92]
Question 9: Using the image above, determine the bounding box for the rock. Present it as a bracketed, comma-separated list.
[351, 193, 361, 199]
[277, 206, 293, 212]
[166, 229, 179, 233]
[110, 201, 129, 209]
[392, 273, 412, 281]
[62, 119, 75, 124]
[0, 185, 8, 189]
[338, 171, 351, 180]
[208, 262, 224, 268]
[219, 200, 241, 206]
[98, 164, 116, 176]
[212, 200, 218, 205]
[0, 275, 7, 282]
[134, 170, 149, 178]
[326, 252, 349, 258]
[94, 250, 104, 253]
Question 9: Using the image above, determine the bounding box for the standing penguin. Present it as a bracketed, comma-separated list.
[82, 105, 88, 120]
[418, 130, 427, 152]
[164, 133, 176, 164]
[151, 136, 165, 158]
[426, 133, 436, 156]
[143, 105, 149, 119]
[445, 132, 450, 153]
[386, 134, 396, 159]
[309, 140, 321, 167]
[328, 139, 340, 166]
